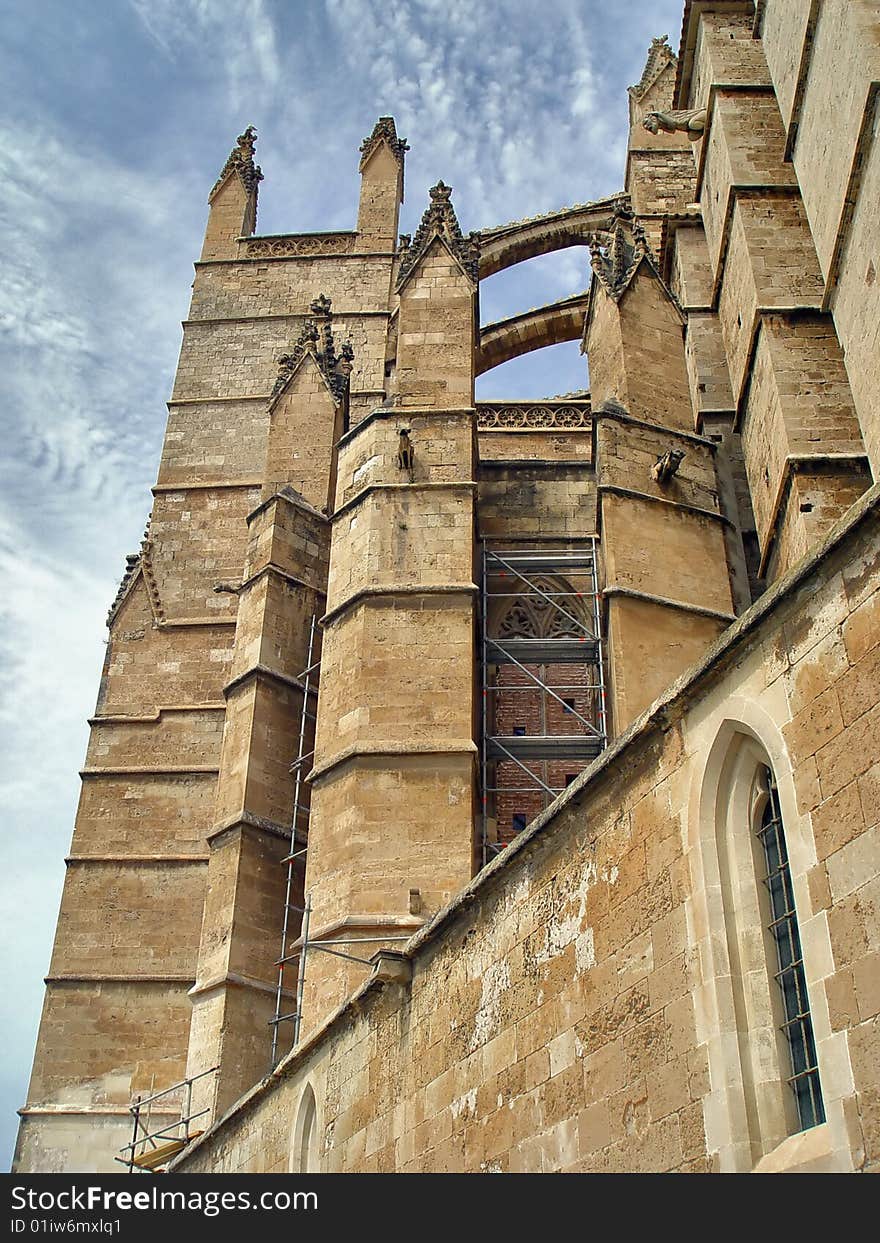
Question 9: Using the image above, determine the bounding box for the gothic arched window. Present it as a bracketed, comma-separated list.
[700, 725, 829, 1165]
[755, 766, 825, 1132]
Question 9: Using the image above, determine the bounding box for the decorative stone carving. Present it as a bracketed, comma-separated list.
[396, 427, 414, 474]
[652, 448, 686, 484]
[642, 108, 707, 140]
[209, 125, 264, 200]
[397, 181, 480, 286]
[244, 234, 355, 258]
[271, 295, 354, 406]
[107, 515, 165, 627]
[107, 552, 141, 626]
[587, 199, 653, 301]
[476, 403, 592, 431]
[629, 35, 676, 102]
[359, 116, 409, 172]
[498, 575, 591, 639]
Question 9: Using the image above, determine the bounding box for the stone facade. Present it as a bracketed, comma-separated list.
[14, 0, 880, 1175]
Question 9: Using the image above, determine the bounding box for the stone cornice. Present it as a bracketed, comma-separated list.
[88, 703, 225, 725]
[337, 405, 475, 451]
[602, 585, 735, 625]
[331, 479, 477, 523]
[321, 582, 479, 629]
[206, 811, 293, 848]
[598, 482, 733, 527]
[65, 855, 209, 866]
[222, 663, 318, 700]
[80, 766, 219, 778]
[309, 739, 478, 786]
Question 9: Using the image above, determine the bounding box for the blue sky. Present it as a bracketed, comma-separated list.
[0, 0, 685, 1169]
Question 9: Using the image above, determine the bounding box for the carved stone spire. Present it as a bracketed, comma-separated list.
[270, 295, 354, 406]
[106, 514, 165, 627]
[359, 116, 409, 173]
[397, 180, 481, 287]
[628, 34, 676, 102]
[209, 125, 264, 201]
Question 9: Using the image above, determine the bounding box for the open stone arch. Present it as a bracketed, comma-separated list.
[477, 293, 589, 376]
[475, 195, 630, 377]
[478, 195, 623, 279]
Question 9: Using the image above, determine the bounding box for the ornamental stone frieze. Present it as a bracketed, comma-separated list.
[244, 233, 356, 258]
[476, 402, 592, 431]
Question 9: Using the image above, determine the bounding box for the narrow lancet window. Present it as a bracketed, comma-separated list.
[756, 767, 825, 1131]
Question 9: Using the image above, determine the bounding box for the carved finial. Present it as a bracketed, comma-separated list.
[397, 181, 480, 287]
[359, 116, 409, 172]
[237, 125, 257, 159]
[629, 34, 676, 100]
[210, 125, 264, 200]
[271, 300, 353, 405]
[588, 199, 657, 301]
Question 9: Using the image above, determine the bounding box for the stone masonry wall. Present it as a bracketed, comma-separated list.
[175, 489, 880, 1175]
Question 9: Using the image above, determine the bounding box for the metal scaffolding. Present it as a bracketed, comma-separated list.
[268, 616, 411, 1066]
[269, 615, 320, 1067]
[116, 1066, 217, 1173]
[480, 541, 606, 865]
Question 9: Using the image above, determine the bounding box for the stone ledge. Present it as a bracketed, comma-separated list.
[246, 486, 330, 527]
[321, 582, 478, 628]
[594, 401, 717, 449]
[188, 971, 283, 1002]
[332, 480, 478, 523]
[598, 483, 733, 527]
[193, 252, 396, 267]
[19, 1106, 176, 1119]
[45, 975, 195, 986]
[206, 811, 293, 847]
[79, 766, 220, 778]
[222, 662, 318, 700]
[238, 563, 328, 597]
[152, 479, 261, 491]
[337, 405, 476, 451]
[65, 855, 209, 866]
[88, 703, 225, 725]
[296, 913, 426, 947]
[158, 617, 237, 629]
[603, 585, 736, 624]
[182, 310, 392, 327]
[309, 739, 478, 786]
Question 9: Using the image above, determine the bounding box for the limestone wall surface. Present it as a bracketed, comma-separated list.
[174, 488, 880, 1175]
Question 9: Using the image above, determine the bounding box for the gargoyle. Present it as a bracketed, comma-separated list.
[397, 427, 414, 474]
[652, 448, 685, 484]
[642, 108, 707, 140]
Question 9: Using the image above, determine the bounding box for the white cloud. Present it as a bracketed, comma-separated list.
[129, 0, 281, 110]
